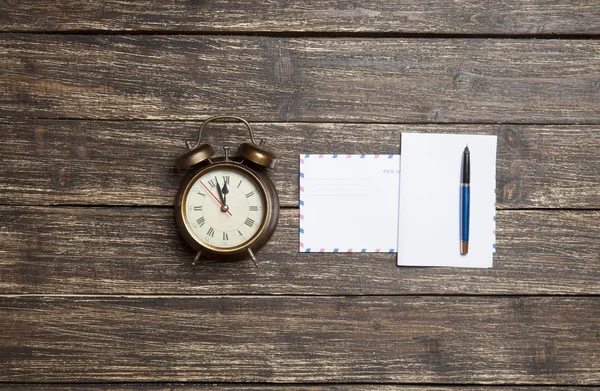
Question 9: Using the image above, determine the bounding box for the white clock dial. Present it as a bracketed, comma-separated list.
[184, 167, 266, 249]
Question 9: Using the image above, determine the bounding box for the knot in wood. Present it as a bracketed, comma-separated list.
[453, 70, 472, 92]
[534, 348, 548, 365]
[274, 55, 293, 84]
[33, 128, 45, 146]
[429, 109, 445, 122]
[426, 338, 441, 354]
[29, 235, 40, 249]
[502, 180, 520, 201]
[502, 126, 522, 150]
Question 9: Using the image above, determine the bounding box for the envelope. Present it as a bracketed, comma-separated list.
[299, 154, 400, 253]
[397, 133, 497, 267]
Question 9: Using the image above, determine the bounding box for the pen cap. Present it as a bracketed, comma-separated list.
[462, 146, 470, 183]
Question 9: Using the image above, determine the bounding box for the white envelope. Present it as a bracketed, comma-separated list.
[397, 133, 497, 268]
[299, 154, 400, 253]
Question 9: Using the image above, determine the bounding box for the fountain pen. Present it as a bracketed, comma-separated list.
[460, 144, 470, 255]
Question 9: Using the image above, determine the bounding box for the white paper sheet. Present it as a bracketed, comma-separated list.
[299, 154, 400, 253]
[397, 133, 497, 268]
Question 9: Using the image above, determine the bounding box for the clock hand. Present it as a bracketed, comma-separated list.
[215, 176, 230, 212]
[221, 177, 229, 206]
[215, 176, 224, 203]
[199, 180, 233, 216]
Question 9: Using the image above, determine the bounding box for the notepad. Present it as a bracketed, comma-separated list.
[299, 154, 400, 253]
[397, 133, 497, 268]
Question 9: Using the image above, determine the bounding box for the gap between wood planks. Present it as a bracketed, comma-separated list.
[0, 204, 597, 212]
[4, 117, 600, 126]
[1, 294, 600, 298]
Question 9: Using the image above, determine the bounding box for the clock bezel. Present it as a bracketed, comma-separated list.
[175, 159, 279, 261]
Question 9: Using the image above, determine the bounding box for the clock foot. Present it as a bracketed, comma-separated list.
[247, 248, 258, 267]
[192, 250, 202, 265]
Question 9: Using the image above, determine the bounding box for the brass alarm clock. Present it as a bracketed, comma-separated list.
[175, 115, 280, 265]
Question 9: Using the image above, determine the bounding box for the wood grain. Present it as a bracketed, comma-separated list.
[1, 207, 598, 295]
[2, 120, 599, 209]
[1, 0, 599, 35]
[1, 296, 598, 383]
[1, 0, 598, 388]
[1, 35, 599, 123]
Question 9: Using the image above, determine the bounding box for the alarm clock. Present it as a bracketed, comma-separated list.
[174, 115, 280, 266]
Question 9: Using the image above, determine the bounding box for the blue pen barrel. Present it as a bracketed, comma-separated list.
[460, 185, 470, 243]
[460, 145, 470, 254]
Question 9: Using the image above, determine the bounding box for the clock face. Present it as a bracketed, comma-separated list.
[183, 165, 266, 250]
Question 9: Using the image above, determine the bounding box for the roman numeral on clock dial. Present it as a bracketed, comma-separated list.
[245, 218, 255, 227]
[207, 227, 215, 237]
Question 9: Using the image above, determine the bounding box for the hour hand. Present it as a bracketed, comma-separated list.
[215, 176, 224, 203]
[221, 177, 229, 205]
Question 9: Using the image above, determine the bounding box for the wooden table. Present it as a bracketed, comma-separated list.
[1, 1, 599, 389]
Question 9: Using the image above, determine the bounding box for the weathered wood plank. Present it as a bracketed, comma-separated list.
[2, 120, 599, 209]
[1, 296, 598, 383]
[1, 207, 598, 295]
[1, 0, 599, 35]
[0, 386, 594, 391]
[1, 36, 599, 123]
